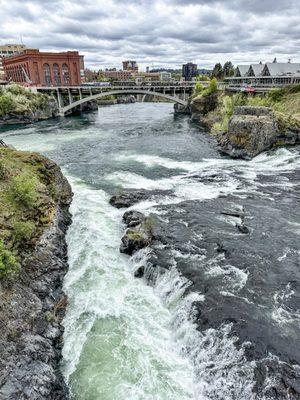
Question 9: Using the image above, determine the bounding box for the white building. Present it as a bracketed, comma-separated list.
[225, 61, 300, 87]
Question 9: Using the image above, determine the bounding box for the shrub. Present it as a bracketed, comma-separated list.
[288, 84, 300, 94]
[268, 88, 285, 103]
[6, 84, 27, 96]
[193, 82, 204, 96]
[0, 94, 14, 116]
[0, 241, 19, 278]
[247, 95, 272, 107]
[207, 78, 218, 95]
[0, 161, 8, 180]
[9, 173, 39, 208]
[13, 221, 35, 244]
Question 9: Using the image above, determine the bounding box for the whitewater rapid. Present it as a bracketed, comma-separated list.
[1, 103, 299, 399]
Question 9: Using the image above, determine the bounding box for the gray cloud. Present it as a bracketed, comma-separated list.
[0, 0, 299, 70]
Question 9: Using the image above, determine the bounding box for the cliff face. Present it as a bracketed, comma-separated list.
[0, 146, 72, 399]
[0, 85, 58, 126]
[218, 106, 300, 159]
[0, 97, 58, 126]
[176, 92, 300, 159]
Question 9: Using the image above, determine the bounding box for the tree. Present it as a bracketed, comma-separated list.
[196, 74, 210, 81]
[212, 63, 223, 80]
[223, 61, 235, 77]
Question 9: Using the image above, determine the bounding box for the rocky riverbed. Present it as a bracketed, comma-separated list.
[111, 147, 300, 399]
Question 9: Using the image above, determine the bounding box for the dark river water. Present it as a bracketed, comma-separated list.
[1, 103, 299, 400]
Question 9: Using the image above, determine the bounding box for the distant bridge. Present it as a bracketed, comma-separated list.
[35, 83, 196, 116]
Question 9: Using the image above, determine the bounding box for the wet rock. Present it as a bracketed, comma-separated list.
[174, 103, 190, 115]
[123, 210, 144, 226]
[218, 106, 280, 159]
[120, 227, 152, 255]
[134, 266, 145, 278]
[120, 212, 155, 255]
[110, 189, 174, 209]
[236, 223, 249, 234]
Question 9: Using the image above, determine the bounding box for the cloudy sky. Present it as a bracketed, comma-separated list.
[1, 0, 299, 71]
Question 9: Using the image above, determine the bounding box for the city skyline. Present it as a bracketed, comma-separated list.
[1, 0, 300, 70]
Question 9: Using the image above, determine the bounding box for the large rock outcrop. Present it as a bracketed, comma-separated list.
[218, 106, 279, 159]
[0, 98, 58, 126]
[0, 152, 73, 399]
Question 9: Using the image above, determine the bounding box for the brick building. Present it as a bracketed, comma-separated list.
[102, 70, 133, 80]
[3, 49, 84, 86]
[122, 60, 138, 72]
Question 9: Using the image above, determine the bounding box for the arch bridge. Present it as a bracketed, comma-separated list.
[35, 83, 196, 116]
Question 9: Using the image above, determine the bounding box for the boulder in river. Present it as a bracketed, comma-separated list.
[218, 106, 280, 159]
[110, 189, 174, 209]
[120, 212, 155, 255]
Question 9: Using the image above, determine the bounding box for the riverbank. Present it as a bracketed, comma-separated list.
[0, 85, 58, 126]
[0, 143, 72, 399]
[177, 84, 300, 159]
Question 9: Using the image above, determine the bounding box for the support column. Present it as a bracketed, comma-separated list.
[68, 89, 73, 105]
[56, 89, 65, 116]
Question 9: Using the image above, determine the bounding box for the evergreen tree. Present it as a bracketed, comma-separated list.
[223, 61, 235, 77]
[212, 63, 223, 79]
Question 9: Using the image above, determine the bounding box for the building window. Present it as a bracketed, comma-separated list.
[53, 63, 61, 86]
[62, 63, 70, 85]
[43, 63, 51, 85]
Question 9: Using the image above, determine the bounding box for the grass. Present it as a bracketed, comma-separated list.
[0, 147, 59, 278]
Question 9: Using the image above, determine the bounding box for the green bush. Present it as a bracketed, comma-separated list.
[0, 241, 19, 278]
[268, 88, 285, 102]
[6, 84, 27, 96]
[207, 78, 218, 94]
[197, 78, 219, 99]
[9, 173, 39, 208]
[0, 95, 14, 116]
[13, 221, 35, 244]
[193, 82, 204, 96]
[0, 161, 8, 180]
[246, 95, 272, 107]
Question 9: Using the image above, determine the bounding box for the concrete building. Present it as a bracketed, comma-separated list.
[0, 44, 27, 81]
[160, 72, 172, 82]
[122, 60, 138, 72]
[182, 63, 197, 81]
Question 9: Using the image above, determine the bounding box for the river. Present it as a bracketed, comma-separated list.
[1, 103, 299, 400]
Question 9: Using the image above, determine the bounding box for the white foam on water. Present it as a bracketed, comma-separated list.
[105, 148, 300, 209]
[151, 265, 256, 400]
[62, 178, 197, 400]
